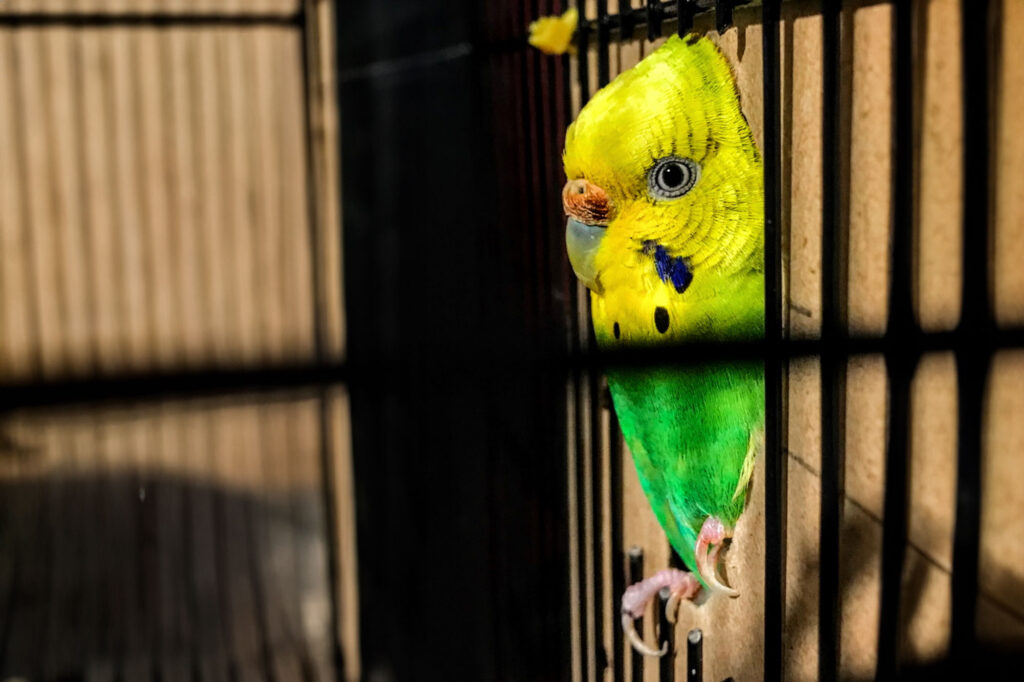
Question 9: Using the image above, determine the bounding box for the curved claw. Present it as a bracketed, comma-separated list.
[695, 516, 740, 598]
[620, 568, 698, 656]
[665, 592, 681, 624]
[665, 573, 699, 624]
[621, 612, 667, 657]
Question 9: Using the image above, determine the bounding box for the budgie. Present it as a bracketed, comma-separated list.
[561, 35, 764, 655]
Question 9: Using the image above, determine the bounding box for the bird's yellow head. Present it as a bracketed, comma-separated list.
[562, 35, 762, 303]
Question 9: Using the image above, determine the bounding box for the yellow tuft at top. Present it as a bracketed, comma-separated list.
[528, 7, 578, 56]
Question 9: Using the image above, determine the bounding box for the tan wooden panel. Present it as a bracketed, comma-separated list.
[309, 0, 346, 361]
[846, 3, 892, 336]
[979, 350, 1024, 646]
[917, 0, 963, 331]
[0, 25, 317, 378]
[326, 387, 360, 681]
[993, 0, 1024, 326]
[906, 364, 956, 543]
[778, 4, 828, 671]
[0, 31, 34, 379]
[1, 395, 323, 490]
[0, 393, 333, 674]
[782, 8, 824, 341]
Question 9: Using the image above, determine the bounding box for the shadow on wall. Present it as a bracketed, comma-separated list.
[782, 498, 1024, 680]
[0, 469, 336, 681]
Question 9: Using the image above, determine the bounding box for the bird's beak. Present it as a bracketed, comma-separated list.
[563, 179, 611, 294]
[566, 217, 606, 293]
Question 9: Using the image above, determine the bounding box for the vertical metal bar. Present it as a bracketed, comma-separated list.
[677, 1, 694, 36]
[658, 588, 674, 682]
[950, 323, 988, 666]
[527, 0, 553, 325]
[591, 8, 611, 675]
[571, 4, 592, 679]
[715, 1, 734, 35]
[628, 547, 645, 682]
[620, 6, 637, 43]
[647, 0, 663, 43]
[876, 1, 917, 678]
[576, 5, 602, 678]
[592, 8, 626, 677]
[578, 4, 591, 105]
[610, 414, 625, 681]
[818, 1, 844, 680]
[588, 375, 604, 675]
[951, 0, 992, 669]
[597, 0, 610, 87]
[303, 2, 346, 676]
[575, 376, 590, 682]
[562, 4, 587, 682]
[686, 629, 702, 682]
[761, 1, 786, 681]
[589, 1, 610, 667]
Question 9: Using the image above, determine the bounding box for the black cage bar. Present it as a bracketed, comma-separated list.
[818, 1, 844, 679]
[950, 0, 992, 667]
[876, 0, 917, 677]
[761, 2, 786, 681]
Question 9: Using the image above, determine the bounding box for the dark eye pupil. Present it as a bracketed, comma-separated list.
[660, 163, 684, 188]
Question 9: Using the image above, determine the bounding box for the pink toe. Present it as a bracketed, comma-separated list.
[621, 568, 692, 619]
[699, 516, 730, 544]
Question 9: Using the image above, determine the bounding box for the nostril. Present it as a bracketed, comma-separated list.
[563, 179, 611, 225]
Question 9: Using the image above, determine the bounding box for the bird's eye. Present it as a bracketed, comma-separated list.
[647, 157, 699, 200]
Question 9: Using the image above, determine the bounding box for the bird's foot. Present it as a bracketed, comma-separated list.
[695, 516, 738, 598]
[620, 568, 700, 657]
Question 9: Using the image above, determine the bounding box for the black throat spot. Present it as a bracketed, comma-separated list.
[654, 307, 670, 334]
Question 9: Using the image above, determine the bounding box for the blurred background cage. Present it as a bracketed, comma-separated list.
[2, 0, 1024, 681]
[0, 1, 355, 680]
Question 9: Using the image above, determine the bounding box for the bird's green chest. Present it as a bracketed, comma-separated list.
[590, 256, 765, 565]
[607, 361, 764, 567]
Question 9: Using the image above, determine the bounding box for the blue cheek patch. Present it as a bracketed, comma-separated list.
[642, 240, 694, 294]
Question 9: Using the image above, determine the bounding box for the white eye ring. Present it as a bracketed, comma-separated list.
[647, 157, 699, 200]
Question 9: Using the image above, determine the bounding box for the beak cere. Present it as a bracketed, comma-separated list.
[562, 179, 612, 294]
[562, 178, 611, 225]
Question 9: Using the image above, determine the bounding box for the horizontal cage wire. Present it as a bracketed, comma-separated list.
[564, 1, 1022, 681]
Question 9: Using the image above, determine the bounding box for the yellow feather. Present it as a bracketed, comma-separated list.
[563, 35, 763, 347]
[528, 8, 578, 56]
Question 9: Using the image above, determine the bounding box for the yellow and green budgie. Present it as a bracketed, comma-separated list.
[561, 35, 764, 655]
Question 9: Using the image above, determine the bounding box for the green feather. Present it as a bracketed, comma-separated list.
[608, 361, 764, 578]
